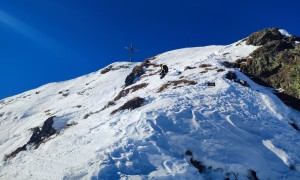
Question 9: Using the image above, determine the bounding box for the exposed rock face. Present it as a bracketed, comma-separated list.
[125, 63, 146, 87]
[28, 116, 57, 145]
[124, 57, 158, 87]
[246, 27, 300, 46]
[242, 28, 300, 110]
[246, 28, 285, 46]
[4, 116, 57, 161]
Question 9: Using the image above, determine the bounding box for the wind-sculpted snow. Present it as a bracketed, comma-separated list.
[0, 41, 300, 179]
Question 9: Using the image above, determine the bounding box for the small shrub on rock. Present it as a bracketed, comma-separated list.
[114, 83, 148, 101]
[100, 65, 113, 74]
[184, 66, 196, 71]
[157, 79, 197, 93]
[114, 89, 130, 101]
[100, 101, 116, 111]
[101, 65, 130, 74]
[199, 64, 212, 68]
[83, 112, 93, 119]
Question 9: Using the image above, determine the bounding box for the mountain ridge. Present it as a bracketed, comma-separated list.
[1, 29, 300, 179]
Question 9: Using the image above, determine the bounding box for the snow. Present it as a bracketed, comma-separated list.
[279, 29, 292, 37]
[263, 140, 291, 166]
[1, 40, 300, 179]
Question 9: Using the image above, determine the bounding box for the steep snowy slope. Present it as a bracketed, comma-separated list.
[1, 40, 300, 179]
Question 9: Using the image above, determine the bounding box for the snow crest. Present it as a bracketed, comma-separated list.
[279, 29, 292, 37]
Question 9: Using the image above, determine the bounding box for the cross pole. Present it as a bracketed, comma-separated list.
[125, 43, 136, 62]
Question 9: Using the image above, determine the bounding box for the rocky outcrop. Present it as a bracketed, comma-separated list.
[225, 71, 249, 87]
[4, 116, 57, 161]
[246, 27, 300, 46]
[114, 83, 148, 101]
[111, 97, 145, 115]
[124, 57, 158, 87]
[28, 116, 56, 146]
[125, 63, 146, 87]
[241, 28, 300, 110]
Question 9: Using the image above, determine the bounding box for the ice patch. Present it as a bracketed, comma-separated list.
[52, 116, 69, 130]
[279, 29, 292, 37]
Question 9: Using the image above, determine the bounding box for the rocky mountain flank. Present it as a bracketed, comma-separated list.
[229, 28, 300, 110]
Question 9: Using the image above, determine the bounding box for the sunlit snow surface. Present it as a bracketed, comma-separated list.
[1, 41, 300, 179]
[279, 29, 292, 37]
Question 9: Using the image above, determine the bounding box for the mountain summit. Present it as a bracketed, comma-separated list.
[1, 28, 300, 179]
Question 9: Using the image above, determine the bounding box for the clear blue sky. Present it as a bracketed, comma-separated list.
[1, 0, 299, 99]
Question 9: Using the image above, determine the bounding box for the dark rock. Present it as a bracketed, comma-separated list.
[222, 61, 233, 68]
[289, 122, 299, 130]
[248, 169, 259, 180]
[249, 76, 273, 87]
[185, 150, 193, 156]
[114, 89, 130, 101]
[132, 65, 144, 77]
[124, 62, 147, 87]
[190, 158, 206, 173]
[125, 73, 136, 87]
[199, 64, 212, 68]
[290, 164, 296, 170]
[140, 59, 151, 68]
[226, 71, 237, 80]
[275, 93, 300, 111]
[207, 82, 216, 86]
[4, 116, 57, 161]
[216, 68, 225, 72]
[28, 116, 57, 145]
[223, 59, 248, 69]
[111, 97, 145, 115]
[3, 144, 27, 161]
[184, 66, 196, 71]
[225, 71, 249, 87]
[107, 101, 116, 106]
[83, 112, 93, 119]
[100, 65, 113, 74]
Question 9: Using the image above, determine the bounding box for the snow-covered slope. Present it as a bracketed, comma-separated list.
[1, 41, 300, 179]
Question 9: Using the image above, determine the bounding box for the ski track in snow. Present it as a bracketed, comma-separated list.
[0, 41, 300, 179]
